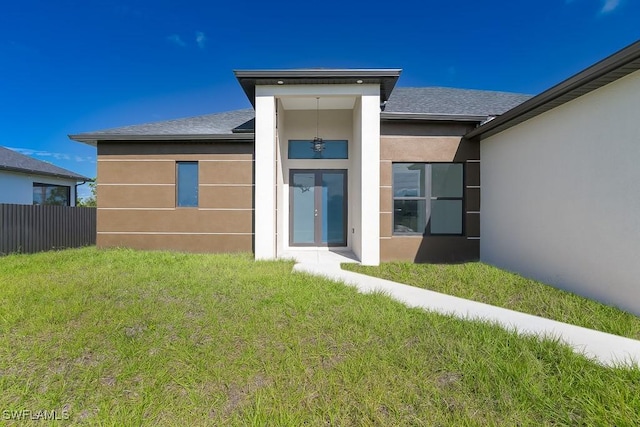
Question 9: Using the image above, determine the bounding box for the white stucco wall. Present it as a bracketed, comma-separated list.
[0, 171, 34, 204]
[254, 93, 277, 260]
[481, 70, 640, 315]
[276, 100, 287, 257]
[256, 83, 380, 264]
[350, 99, 363, 260]
[358, 92, 381, 265]
[0, 170, 78, 206]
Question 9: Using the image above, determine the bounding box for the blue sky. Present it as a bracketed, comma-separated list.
[1, 0, 638, 198]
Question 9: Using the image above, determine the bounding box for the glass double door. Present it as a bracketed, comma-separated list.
[290, 170, 347, 246]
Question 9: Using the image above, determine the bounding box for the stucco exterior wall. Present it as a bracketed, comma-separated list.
[480, 70, 640, 315]
[350, 100, 363, 259]
[0, 170, 78, 206]
[359, 92, 381, 265]
[256, 83, 381, 264]
[380, 121, 480, 263]
[96, 141, 254, 253]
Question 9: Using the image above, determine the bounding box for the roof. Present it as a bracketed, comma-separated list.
[234, 69, 402, 107]
[383, 87, 531, 121]
[467, 39, 640, 139]
[70, 85, 533, 145]
[69, 109, 256, 145]
[0, 146, 89, 181]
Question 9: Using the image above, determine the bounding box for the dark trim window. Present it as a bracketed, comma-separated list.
[393, 163, 464, 235]
[33, 183, 71, 206]
[176, 161, 198, 207]
[288, 140, 348, 159]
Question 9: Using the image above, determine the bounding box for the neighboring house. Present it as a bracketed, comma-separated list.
[70, 40, 640, 314]
[0, 146, 89, 206]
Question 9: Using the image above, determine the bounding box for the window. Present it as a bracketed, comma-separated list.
[33, 183, 71, 206]
[288, 140, 348, 159]
[393, 163, 464, 235]
[176, 162, 198, 207]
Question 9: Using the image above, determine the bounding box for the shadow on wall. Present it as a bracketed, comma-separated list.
[413, 235, 479, 264]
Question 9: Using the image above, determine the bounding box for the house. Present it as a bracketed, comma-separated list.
[69, 78, 529, 264]
[70, 40, 640, 315]
[0, 146, 89, 206]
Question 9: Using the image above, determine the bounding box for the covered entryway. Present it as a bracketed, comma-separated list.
[234, 68, 401, 265]
[289, 169, 347, 246]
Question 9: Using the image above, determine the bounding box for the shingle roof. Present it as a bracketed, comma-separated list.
[0, 146, 89, 181]
[70, 109, 255, 144]
[70, 87, 531, 144]
[384, 87, 531, 116]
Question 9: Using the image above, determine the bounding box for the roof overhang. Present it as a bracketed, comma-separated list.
[466, 39, 640, 140]
[381, 112, 488, 122]
[69, 133, 255, 147]
[233, 69, 402, 107]
[0, 165, 89, 182]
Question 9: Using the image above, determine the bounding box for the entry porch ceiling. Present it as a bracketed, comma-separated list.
[279, 96, 356, 110]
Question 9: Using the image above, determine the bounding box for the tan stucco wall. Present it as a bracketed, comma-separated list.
[96, 141, 254, 253]
[380, 121, 480, 263]
[95, 119, 483, 263]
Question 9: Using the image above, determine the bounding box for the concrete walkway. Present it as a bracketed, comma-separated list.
[281, 249, 640, 368]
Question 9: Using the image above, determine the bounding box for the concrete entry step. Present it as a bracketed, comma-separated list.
[279, 249, 359, 265]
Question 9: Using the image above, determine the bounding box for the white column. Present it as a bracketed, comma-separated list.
[254, 95, 277, 259]
[359, 92, 381, 265]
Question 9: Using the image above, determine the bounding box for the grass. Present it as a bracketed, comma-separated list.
[0, 248, 638, 425]
[343, 261, 640, 340]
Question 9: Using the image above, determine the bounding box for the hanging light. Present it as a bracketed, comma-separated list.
[311, 97, 325, 153]
[312, 136, 324, 153]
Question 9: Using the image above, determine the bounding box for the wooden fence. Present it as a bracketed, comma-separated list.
[0, 204, 96, 255]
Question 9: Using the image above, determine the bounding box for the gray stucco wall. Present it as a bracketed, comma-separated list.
[480, 70, 640, 316]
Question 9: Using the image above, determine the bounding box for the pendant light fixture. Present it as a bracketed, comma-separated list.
[311, 97, 325, 153]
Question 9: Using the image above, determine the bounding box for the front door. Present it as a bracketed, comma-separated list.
[290, 170, 347, 246]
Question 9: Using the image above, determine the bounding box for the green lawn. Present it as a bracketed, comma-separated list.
[343, 262, 640, 341]
[1, 248, 639, 425]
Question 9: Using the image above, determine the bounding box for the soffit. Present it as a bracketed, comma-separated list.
[279, 96, 357, 110]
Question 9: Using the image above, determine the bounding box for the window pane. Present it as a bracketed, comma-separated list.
[393, 200, 426, 233]
[393, 163, 425, 197]
[33, 187, 44, 205]
[177, 162, 198, 207]
[431, 163, 463, 198]
[322, 172, 345, 244]
[288, 140, 348, 159]
[430, 200, 462, 234]
[33, 184, 69, 206]
[45, 186, 70, 205]
[291, 173, 315, 244]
